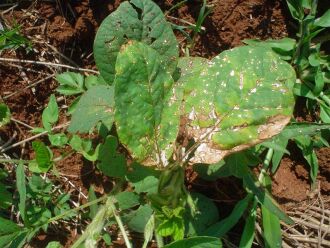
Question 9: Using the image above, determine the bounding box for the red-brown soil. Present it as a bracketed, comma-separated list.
[0, 0, 329, 247]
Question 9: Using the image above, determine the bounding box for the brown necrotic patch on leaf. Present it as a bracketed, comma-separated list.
[177, 46, 296, 165]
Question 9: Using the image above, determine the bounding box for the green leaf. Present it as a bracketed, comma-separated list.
[262, 206, 282, 248]
[185, 193, 219, 236]
[45, 241, 62, 248]
[127, 163, 160, 194]
[0, 182, 12, 209]
[69, 135, 92, 152]
[286, 0, 304, 20]
[42, 94, 58, 132]
[31, 141, 53, 172]
[156, 206, 185, 240]
[178, 46, 295, 164]
[69, 135, 99, 161]
[143, 215, 155, 248]
[294, 135, 319, 185]
[193, 161, 228, 181]
[261, 141, 290, 155]
[0, 233, 20, 248]
[94, 0, 178, 83]
[0, 217, 21, 235]
[88, 186, 98, 219]
[273, 123, 330, 140]
[68, 85, 115, 133]
[16, 163, 27, 224]
[97, 136, 127, 178]
[163, 236, 222, 248]
[102, 233, 112, 245]
[243, 38, 296, 52]
[243, 172, 293, 224]
[308, 52, 321, 67]
[320, 102, 330, 123]
[314, 9, 330, 27]
[84, 75, 106, 89]
[0, 103, 10, 127]
[123, 205, 153, 233]
[313, 68, 324, 95]
[203, 194, 252, 237]
[56, 72, 85, 95]
[271, 138, 289, 173]
[194, 150, 260, 180]
[239, 200, 257, 248]
[115, 41, 180, 166]
[115, 191, 140, 210]
[48, 133, 68, 147]
[293, 83, 316, 99]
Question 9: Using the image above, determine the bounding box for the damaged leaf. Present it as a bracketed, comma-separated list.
[177, 46, 295, 164]
[94, 0, 178, 84]
[114, 41, 180, 166]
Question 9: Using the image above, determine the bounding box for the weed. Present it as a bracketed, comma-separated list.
[0, 25, 31, 52]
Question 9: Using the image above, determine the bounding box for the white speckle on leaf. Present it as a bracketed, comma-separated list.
[209, 108, 217, 119]
[239, 73, 244, 90]
[230, 70, 235, 76]
[188, 107, 196, 120]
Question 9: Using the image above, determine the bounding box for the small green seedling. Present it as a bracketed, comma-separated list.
[0, 25, 32, 52]
[0, 102, 10, 127]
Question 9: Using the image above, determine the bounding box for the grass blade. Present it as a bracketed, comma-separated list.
[202, 194, 252, 237]
[239, 199, 257, 248]
[16, 163, 27, 225]
[262, 206, 282, 248]
[243, 172, 293, 224]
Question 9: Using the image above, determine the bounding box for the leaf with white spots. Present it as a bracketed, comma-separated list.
[114, 41, 180, 166]
[94, 0, 178, 84]
[177, 46, 296, 164]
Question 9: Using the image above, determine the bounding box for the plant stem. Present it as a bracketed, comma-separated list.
[0, 151, 74, 166]
[0, 158, 30, 164]
[319, 92, 330, 106]
[258, 148, 273, 183]
[71, 196, 114, 248]
[109, 201, 132, 248]
[46, 195, 108, 224]
[155, 232, 164, 248]
[165, 0, 187, 15]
